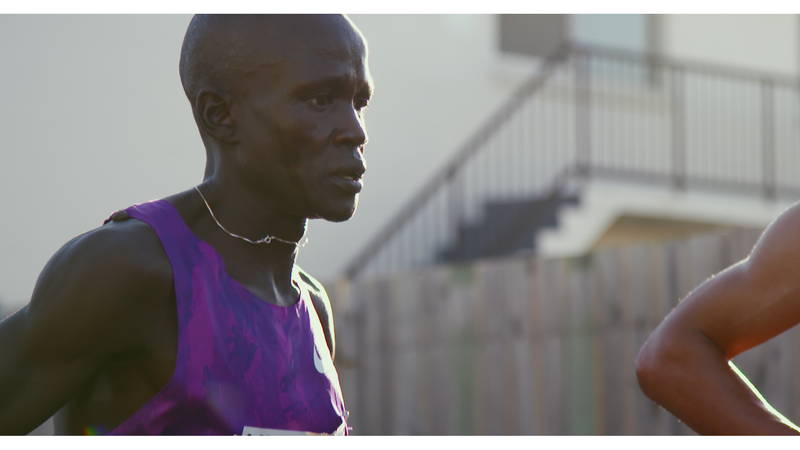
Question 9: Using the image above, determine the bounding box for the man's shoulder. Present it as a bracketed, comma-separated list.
[743, 201, 800, 282]
[778, 201, 800, 229]
[23, 212, 176, 359]
[752, 201, 800, 256]
[41, 213, 172, 299]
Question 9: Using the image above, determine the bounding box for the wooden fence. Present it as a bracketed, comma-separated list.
[328, 228, 800, 435]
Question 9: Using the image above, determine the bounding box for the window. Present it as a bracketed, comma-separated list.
[498, 14, 567, 58]
[570, 14, 649, 53]
[498, 14, 654, 57]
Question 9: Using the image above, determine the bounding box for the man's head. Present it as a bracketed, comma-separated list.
[179, 14, 373, 222]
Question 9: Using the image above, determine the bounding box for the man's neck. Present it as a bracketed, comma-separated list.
[198, 178, 307, 241]
[191, 176, 308, 298]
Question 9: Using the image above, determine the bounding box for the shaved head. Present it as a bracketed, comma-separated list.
[176, 13, 373, 223]
[179, 14, 366, 114]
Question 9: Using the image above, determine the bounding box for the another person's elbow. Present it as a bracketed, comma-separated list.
[635, 335, 660, 398]
[635, 327, 681, 401]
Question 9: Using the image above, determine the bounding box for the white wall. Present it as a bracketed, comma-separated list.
[0, 14, 531, 311]
[661, 14, 799, 77]
[5, 14, 797, 312]
[0, 15, 200, 312]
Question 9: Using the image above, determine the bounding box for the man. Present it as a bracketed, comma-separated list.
[637, 203, 800, 434]
[0, 14, 372, 435]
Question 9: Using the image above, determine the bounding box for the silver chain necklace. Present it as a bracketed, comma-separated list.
[194, 186, 308, 247]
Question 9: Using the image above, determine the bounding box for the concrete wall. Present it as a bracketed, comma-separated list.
[2, 14, 799, 312]
[593, 215, 730, 249]
[0, 15, 199, 312]
[0, 14, 531, 311]
[537, 179, 790, 258]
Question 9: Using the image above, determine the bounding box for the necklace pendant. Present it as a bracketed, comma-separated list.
[194, 186, 301, 247]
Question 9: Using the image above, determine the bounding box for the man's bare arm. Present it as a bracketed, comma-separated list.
[636, 203, 800, 435]
[0, 222, 170, 434]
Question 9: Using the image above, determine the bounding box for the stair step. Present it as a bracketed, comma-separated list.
[437, 191, 581, 263]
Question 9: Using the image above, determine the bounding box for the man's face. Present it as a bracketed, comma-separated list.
[231, 21, 373, 222]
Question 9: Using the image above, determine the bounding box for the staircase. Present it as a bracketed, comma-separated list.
[438, 190, 580, 263]
[345, 44, 800, 281]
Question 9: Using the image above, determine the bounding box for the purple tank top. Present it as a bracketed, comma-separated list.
[107, 199, 348, 435]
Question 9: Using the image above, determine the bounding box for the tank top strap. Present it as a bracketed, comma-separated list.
[118, 200, 198, 265]
[107, 200, 200, 311]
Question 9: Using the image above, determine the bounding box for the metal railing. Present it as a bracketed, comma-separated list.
[345, 44, 800, 280]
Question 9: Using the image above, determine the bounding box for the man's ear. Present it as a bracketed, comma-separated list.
[195, 89, 238, 143]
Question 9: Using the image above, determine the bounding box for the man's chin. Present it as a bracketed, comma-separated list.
[306, 194, 359, 222]
[317, 203, 358, 223]
[321, 209, 356, 223]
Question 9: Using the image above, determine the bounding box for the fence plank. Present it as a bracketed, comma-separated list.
[335, 228, 792, 435]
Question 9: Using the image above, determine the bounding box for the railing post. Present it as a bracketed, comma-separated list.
[761, 79, 776, 200]
[446, 166, 463, 261]
[574, 49, 591, 178]
[670, 67, 686, 190]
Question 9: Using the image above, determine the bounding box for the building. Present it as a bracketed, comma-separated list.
[1, 14, 799, 304]
[343, 14, 800, 280]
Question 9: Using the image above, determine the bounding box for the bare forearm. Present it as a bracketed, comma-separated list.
[0, 309, 83, 435]
[0, 367, 51, 435]
[0, 310, 40, 434]
[637, 330, 799, 435]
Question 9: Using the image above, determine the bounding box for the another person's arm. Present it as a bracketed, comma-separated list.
[0, 223, 167, 434]
[636, 203, 800, 435]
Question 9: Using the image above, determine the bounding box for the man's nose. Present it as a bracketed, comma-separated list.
[334, 105, 368, 150]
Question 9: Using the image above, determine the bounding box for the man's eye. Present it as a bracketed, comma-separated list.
[308, 95, 333, 109]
